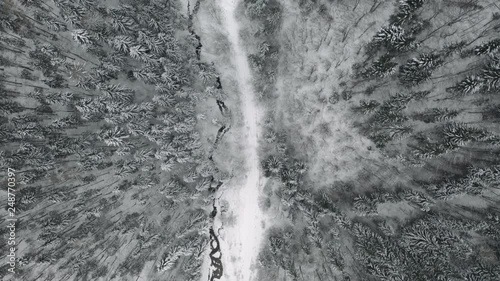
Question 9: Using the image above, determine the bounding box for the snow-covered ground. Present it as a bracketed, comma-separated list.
[208, 0, 267, 280]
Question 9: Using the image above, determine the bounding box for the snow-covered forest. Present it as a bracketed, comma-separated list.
[1, 0, 500, 280]
[0, 0, 227, 280]
[253, 0, 500, 280]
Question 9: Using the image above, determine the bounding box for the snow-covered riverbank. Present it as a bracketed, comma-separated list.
[207, 0, 267, 280]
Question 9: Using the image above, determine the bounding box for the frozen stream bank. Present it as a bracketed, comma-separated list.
[206, 0, 267, 280]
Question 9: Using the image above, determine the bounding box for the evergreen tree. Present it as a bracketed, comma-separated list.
[480, 56, 500, 90]
[412, 108, 460, 123]
[370, 24, 417, 52]
[359, 54, 398, 79]
[473, 38, 500, 56]
[446, 76, 481, 96]
[355, 100, 380, 114]
[391, 0, 426, 25]
[72, 29, 92, 45]
[442, 122, 489, 146]
[399, 53, 444, 86]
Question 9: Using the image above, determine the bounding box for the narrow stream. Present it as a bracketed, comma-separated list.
[207, 0, 266, 280]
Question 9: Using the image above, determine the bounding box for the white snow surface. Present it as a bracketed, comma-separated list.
[208, 0, 267, 280]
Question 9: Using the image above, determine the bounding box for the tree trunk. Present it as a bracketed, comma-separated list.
[15, 11, 69, 42]
[352, 0, 360, 11]
[0, 43, 24, 54]
[0, 79, 50, 89]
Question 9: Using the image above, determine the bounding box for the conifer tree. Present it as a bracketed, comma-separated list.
[412, 108, 460, 123]
[359, 54, 398, 79]
[473, 38, 500, 56]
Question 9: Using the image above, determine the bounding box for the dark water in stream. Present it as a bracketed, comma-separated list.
[188, 1, 226, 280]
